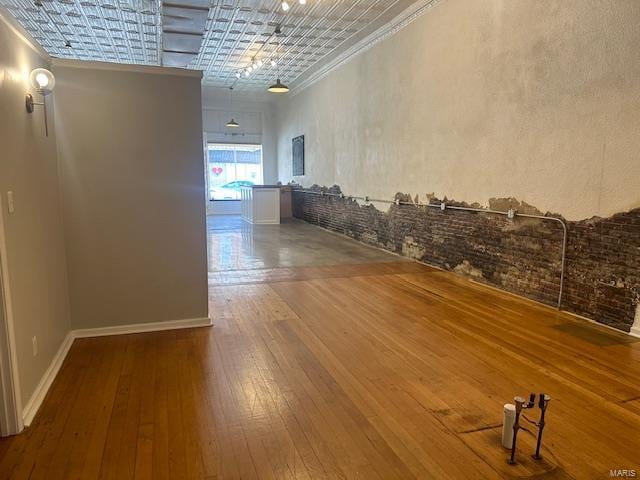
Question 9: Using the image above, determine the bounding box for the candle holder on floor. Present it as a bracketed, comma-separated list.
[506, 393, 551, 465]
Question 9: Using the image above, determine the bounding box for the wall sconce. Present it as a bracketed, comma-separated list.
[25, 68, 55, 136]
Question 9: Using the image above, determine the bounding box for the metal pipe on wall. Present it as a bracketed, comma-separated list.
[294, 188, 568, 309]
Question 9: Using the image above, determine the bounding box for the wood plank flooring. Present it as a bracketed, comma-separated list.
[1, 261, 639, 479]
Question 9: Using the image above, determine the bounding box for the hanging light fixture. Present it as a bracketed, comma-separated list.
[267, 28, 289, 94]
[268, 79, 289, 93]
[280, 1, 290, 11]
[225, 86, 239, 128]
[299, 0, 306, 4]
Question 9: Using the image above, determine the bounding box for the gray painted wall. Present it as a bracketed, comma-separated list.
[0, 13, 72, 406]
[53, 65, 209, 329]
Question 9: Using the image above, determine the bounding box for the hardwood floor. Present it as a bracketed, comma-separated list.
[1, 261, 639, 479]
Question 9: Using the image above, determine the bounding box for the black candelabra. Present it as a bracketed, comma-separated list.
[508, 393, 551, 465]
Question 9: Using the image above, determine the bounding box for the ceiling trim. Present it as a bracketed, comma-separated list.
[0, 6, 51, 61]
[51, 58, 202, 78]
[290, 0, 441, 95]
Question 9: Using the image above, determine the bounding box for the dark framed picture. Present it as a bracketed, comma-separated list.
[292, 135, 304, 176]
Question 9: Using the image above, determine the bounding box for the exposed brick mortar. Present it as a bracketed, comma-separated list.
[292, 185, 640, 333]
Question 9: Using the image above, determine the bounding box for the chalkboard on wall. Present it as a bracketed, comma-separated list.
[292, 135, 304, 176]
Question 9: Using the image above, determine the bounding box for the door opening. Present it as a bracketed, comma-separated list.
[207, 143, 263, 201]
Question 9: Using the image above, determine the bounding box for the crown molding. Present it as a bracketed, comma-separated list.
[0, 7, 51, 62]
[51, 58, 203, 78]
[290, 0, 441, 96]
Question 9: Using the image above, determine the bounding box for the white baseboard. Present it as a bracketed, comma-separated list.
[21, 316, 211, 427]
[22, 331, 74, 427]
[630, 326, 640, 339]
[72, 316, 212, 338]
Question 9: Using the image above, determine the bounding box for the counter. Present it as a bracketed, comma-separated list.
[240, 185, 281, 224]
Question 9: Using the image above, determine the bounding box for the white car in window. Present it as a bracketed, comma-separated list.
[211, 180, 254, 200]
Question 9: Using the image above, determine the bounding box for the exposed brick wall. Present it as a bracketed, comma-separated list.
[564, 212, 640, 331]
[292, 185, 640, 333]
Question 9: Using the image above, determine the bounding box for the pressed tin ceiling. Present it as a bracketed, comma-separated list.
[0, 0, 418, 90]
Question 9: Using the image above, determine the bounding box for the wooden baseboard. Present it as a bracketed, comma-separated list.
[21, 316, 211, 427]
[22, 332, 74, 427]
[72, 316, 212, 338]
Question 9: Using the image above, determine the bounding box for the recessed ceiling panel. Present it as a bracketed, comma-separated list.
[162, 50, 197, 66]
[164, 0, 209, 10]
[163, 31, 203, 53]
[163, 5, 207, 33]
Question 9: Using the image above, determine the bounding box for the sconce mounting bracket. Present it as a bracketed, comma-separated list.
[25, 94, 35, 113]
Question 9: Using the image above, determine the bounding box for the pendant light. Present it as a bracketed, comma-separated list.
[225, 86, 239, 128]
[267, 29, 289, 94]
[268, 79, 289, 93]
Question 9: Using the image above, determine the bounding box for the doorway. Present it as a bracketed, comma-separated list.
[205, 143, 263, 216]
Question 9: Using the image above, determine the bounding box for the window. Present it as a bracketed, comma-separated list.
[207, 143, 263, 200]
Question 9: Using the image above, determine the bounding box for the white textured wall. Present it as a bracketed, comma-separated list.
[54, 63, 208, 330]
[0, 13, 71, 406]
[276, 0, 640, 221]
